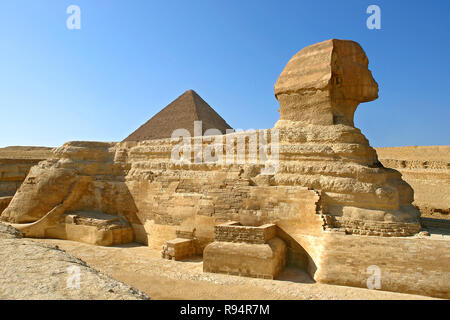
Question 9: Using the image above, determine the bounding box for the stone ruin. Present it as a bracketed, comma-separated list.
[203, 222, 286, 279]
[0, 39, 448, 299]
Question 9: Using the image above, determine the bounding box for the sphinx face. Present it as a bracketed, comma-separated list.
[332, 44, 379, 103]
[274, 39, 380, 127]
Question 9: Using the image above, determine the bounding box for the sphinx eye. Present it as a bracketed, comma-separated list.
[334, 75, 342, 86]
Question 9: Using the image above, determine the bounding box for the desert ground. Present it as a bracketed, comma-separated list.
[0, 223, 149, 300]
[31, 238, 437, 300]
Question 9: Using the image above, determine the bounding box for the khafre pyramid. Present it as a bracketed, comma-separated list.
[123, 90, 233, 141]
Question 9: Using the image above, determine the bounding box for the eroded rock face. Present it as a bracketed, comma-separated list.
[1, 165, 78, 223]
[273, 39, 420, 235]
[0, 142, 140, 245]
[275, 39, 378, 127]
[375, 146, 450, 219]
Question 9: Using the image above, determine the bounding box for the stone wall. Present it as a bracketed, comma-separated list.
[376, 146, 450, 220]
[0, 146, 53, 197]
[203, 238, 286, 279]
[0, 147, 53, 215]
[0, 158, 46, 216]
[0, 159, 44, 196]
[214, 222, 277, 244]
[315, 232, 450, 299]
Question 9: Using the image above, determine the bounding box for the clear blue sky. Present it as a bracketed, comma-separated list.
[0, 0, 448, 147]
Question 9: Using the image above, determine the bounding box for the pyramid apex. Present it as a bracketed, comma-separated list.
[123, 90, 233, 142]
[184, 89, 199, 96]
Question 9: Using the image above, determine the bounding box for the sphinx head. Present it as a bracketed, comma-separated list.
[274, 39, 379, 127]
[331, 40, 379, 103]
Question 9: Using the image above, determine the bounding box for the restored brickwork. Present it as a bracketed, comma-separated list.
[329, 217, 422, 237]
[204, 222, 286, 279]
[161, 238, 196, 261]
[316, 232, 450, 299]
[214, 222, 276, 244]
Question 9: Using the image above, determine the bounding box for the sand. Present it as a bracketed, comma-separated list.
[32, 238, 437, 300]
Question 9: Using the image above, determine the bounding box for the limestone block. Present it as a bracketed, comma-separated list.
[203, 237, 286, 279]
[63, 211, 134, 246]
[1, 165, 78, 223]
[161, 238, 196, 261]
[214, 222, 276, 244]
[315, 232, 450, 299]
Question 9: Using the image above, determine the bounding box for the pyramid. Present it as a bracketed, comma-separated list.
[123, 90, 233, 141]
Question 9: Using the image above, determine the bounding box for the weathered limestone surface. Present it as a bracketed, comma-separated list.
[161, 238, 196, 261]
[376, 146, 450, 218]
[0, 159, 41, 198]
[203, 239, 286, 279]
[0, 147, 53, 198]
[315, 232, 450, 299]
[1, 142, 139, 245]
[12, 209, 134, 246]
[204, 222, 287, 279]
[0, 223, 149, 299]
[275, 39, 378, 127]
[214, 222, 277, 244]
[0, 196, 12, 215]
[0, 146, 53, 215]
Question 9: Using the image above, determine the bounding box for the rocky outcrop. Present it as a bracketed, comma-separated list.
[0, 223, 149, 299]
[1, 142, 139, 245]
[0, 146, 53, 216]
[0, 147, 53, 216]
[0, 148, 52, 190]
[376, 146, 450, 219]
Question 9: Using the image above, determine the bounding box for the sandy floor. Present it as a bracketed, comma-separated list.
[33, 239, 437, 300]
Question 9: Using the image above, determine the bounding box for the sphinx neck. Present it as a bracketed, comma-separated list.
[275, 90, 359, 128]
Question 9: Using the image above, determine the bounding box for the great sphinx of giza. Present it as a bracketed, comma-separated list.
[2, 39, 448, 299]
[273, 39, 421, 235]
